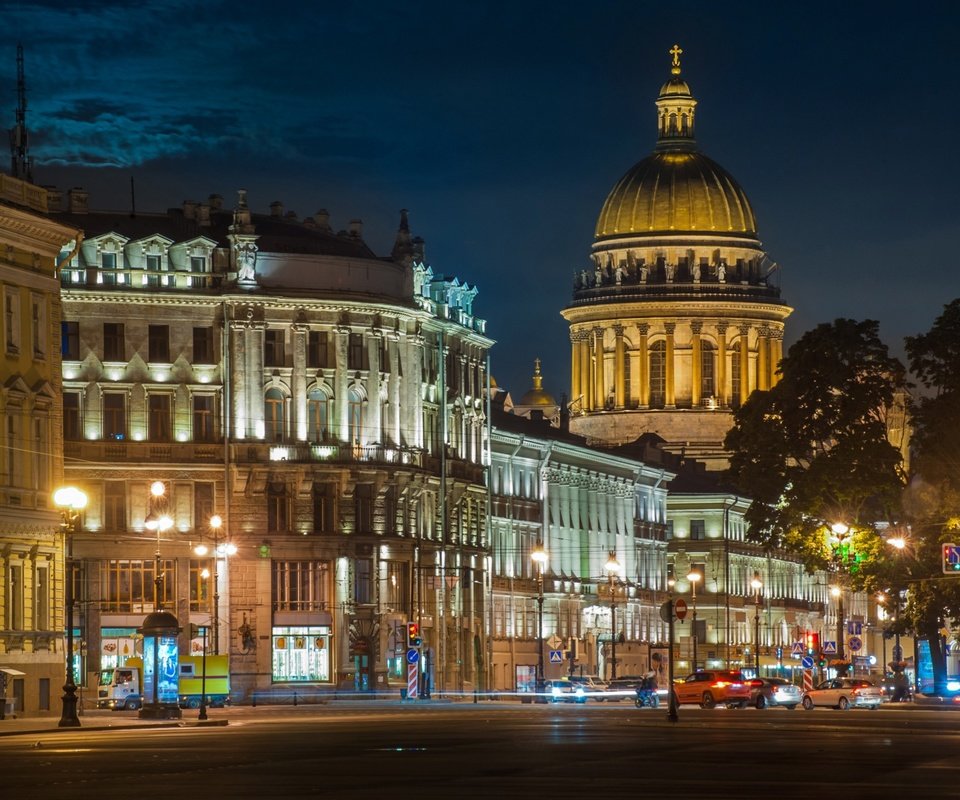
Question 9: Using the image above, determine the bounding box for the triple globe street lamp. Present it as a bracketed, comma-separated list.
[604, 553, 623, 680]
[687, 569, 701, 671]
[53, 486, 88, 728]
[530, 543, 548, 696]
[751, 572, 763, 675]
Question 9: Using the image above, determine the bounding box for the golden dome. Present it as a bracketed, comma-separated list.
[517, 358, 557, 407]
[595, 151, 757, 239]
[594, 44, 757, 241]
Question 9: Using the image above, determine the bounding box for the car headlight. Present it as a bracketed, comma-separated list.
[575, 688, 585, 697]
[946, 680, 960, 692]
[552, 687, 561, 696]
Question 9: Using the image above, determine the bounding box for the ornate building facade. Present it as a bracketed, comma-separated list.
[54, 191, 491, 700]
[563, 47, 792, 469]
[0, 174, 77, 716]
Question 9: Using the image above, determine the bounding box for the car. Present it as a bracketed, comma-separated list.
[746, 677, 801, 709]
[672, 670, 751, 709]
[544, 679, 587, 704]
[801, 677, 883, 710]
[605, 677, 644, 702]
[568, 676, 609, 701]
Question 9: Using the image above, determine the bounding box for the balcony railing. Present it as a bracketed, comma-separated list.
[241, 442, 425, 468]
[63, 440, 224, 464]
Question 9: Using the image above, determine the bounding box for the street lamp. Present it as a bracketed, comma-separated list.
[751, 572, 763, 676]
[830, 585, 844, 666]
[194, 515, 236, 654]
[198, 567, 211, 721]
[531, 543, 548, 696]
[687, 570, 701, 671]
[53, 486, 87, 728]
[144, 481, 173, 612]
[605, 552, 622, 680]
[886, 536, 906, 666]
[829, 521, 850, 664]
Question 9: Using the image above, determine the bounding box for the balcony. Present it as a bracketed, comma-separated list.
[63, 440, 224, 464]
[238, 442, 424, 468]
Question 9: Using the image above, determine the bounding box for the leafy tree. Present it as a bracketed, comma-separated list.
[899, 299, 960, 693]
[725, 319, 908, 571]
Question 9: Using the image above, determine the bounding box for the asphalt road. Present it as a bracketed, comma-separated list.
[2, 703, 957, 799]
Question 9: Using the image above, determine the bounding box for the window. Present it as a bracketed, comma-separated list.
[7, 563, 23, 629]
[701, 342, 716, 400]
[264, 330, 285, 367]
[193, 327, 214, 364]
[306, 389, 330, 442]
[308, 331, 331, 368]
[31, 296, 46, 358]
[63, 392, 81, 440]
[354, 484, 373, 533]
[189, 558, 211, 612]
[101, 559, 174, 612]
[101, 252, 117, 269]
[61, 321, 80, 360]
[623, 348, 632, 407]
[381, 561, 408, 613]
[312, 483, 336, 533]
[193, 395, 215, 441]
[102, 393, 126, 440]
[731, 348, 741, 408]
[103, 323, 125, 361]
[146, 254, 161, 272]
[690, 519, 706, 540]
[267, 482, 289, 532]
[32, 417, 49, 491]
[148, 394, 172, 441]
[348, 387, 364, 444]
[272, 560, 330, 611]
[5, 414, 18, 485]
[271, 625, 331, 682]
[104, 482, 126, 530]
[649, 341, 666, 408]
[265, 388, 285, 442]
[354, 558, 373, 604]
[194, 482, 215, 529]
[35, 563, 49, 631]
[5, 289, 20, 353]
[348, 333, 366, 370]
[190, 256, 206, 273]
[148, 325, 170, 362]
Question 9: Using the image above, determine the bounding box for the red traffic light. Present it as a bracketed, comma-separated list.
[407, 622, 422, 648]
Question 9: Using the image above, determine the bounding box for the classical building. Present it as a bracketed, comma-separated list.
[53, 191, 492, 701]
[562, 46, 792, 469]
[489, 372, 675, 690]
[0, 174, 78, 716]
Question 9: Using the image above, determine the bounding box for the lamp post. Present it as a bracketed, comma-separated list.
[829, 522, 850, 664]
[531, 543, 548, 696]
[53, 486, 87, 728]
[198, 568, 210, 721]
[887, 536, 906, 665]
[687, 570, 701, 671]
[751, 572, 763, 676]
[144, 481, 173, 612]
[831, 585, 844, 665]
[194, 515, 236, 654]
[605, 552, 622, 680]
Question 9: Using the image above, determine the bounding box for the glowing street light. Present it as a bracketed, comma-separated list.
[531, 543, 548, 696]
[53, 487, 88, 728]
[687, 569, 701, 671]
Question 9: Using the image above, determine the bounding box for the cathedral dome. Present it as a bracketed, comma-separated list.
[517, 358, 557, 407]
[594, 44, 757, 242]
[595, 151, 757, 239]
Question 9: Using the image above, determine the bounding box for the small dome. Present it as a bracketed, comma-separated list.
[517, 358, 557, 407]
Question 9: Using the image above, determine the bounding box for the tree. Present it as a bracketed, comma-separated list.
[900, 299, 960, 694]
[725, 319, 908, 570]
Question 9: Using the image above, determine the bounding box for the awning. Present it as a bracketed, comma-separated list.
[0, 668, 26, 677]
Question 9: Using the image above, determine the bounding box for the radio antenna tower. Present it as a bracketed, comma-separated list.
[9, 42, 33, 182]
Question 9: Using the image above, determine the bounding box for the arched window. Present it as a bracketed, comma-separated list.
[701, 341, 716, 401]
[307, 388, 331, 442]
[348, 387, 364, 445]
[265, 388, 285, 443]
[649, 341, 666, 409]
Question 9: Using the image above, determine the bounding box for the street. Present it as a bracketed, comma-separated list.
[1, 702, 957, 798]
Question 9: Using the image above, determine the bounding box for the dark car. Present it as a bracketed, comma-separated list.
[605, 677, 643, 702]
[747, 677, 802, 709]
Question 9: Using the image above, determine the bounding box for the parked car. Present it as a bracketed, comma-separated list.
[747, 677, 801, 709]
[544, 679, 587, 704]
[673, 670, 751, 709]
[568, 676, 609, 701]
[801, 677, 883, 710]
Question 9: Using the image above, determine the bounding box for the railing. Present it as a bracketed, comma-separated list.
[241, 442, 424, 468]
[60, 268, 224, 292]
[0, 173, 48, 212]
[63, 440, 224, 463]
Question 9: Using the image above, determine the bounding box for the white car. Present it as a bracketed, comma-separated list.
[569, 676, 609, 701]
[802, 677, 883, 710]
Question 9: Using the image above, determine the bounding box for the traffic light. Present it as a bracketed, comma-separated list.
[406, 622, 422, 648]
[943, 543, 960, 574]
[804, 631, 820, 655]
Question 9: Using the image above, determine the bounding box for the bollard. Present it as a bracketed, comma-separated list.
[293, 690, 298, 707]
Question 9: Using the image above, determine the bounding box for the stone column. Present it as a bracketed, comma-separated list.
[758, 327, 770, 392]
[387, 330, 401, 446]
[335, 324, 350, 442]
[614, 324, 625, 409]
[717, 322, 728, 408]
[408, 330, 425, 448]
[739, 324, 751, 406]
[579, 333, 591, 411]
[229, 320, 246, 439]
[593, 327, 604, 410]
[247, 322, 265, 439]
[366, 332, 382, 445]
[637, 323, 649, 408]
[570, 330, 581, 405]
[691, 321, 703, 408]
[291, 322, 308, 441]
[770, 328, 784, 387]
[665, 322, 676, 408]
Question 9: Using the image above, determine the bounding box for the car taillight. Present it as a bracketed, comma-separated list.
[747, 680, 763, 688]
[713, 681, 730, 688]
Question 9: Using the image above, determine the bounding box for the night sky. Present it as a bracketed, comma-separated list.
[3, 1, 959, 399]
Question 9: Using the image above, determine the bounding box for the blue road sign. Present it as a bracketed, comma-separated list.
[848, 636, 863, 652]
[406, 648, 420, 664]
[822, 641, 838, 655]
[847, 621, 862, 636]
[801, 655, 814, 669]
[791, 642, 804, 656]
[548, 649, 563, 664]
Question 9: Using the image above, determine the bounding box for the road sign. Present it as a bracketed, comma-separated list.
[675, 598, 688, 621]
[892, 644, 903, 662]
[548, 649, 564, 664]
[801, 655, 814, 669]
[547, 635, 562, 650]
[406, 648, 420, 664]
[659, 601, 672, 623]
[847, 621, 862, 636]
[802, 669, 814, 692]
[848, 636, 863, 652]
[407, 662, 418, 699]
[791, 642, 804, 656]
[822, 641, 838, 655]
[942, 542, 960, 573]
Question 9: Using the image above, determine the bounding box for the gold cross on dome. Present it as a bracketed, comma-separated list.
[670, 44, 683, 73]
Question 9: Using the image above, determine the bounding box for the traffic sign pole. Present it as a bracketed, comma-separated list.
[667, 597, 678, 723]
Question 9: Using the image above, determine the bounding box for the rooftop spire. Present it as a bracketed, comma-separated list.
[669, 43, 683, 75]
[655, 43, 697, 152]
[9, 43, 33, 182]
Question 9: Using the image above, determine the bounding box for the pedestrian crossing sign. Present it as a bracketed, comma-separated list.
[791, 642, 804, 656]
[822, 641, 837, 655]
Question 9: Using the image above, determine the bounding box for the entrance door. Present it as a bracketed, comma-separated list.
[354, 654, 370, 691]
